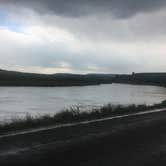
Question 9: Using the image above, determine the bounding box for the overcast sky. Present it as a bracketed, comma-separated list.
[0, 0, 166, 74]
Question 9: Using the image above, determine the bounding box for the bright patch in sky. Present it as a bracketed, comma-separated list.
[0, 8, 22, 32]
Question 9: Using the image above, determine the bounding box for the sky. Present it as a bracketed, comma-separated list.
[0, 0, 166, 74]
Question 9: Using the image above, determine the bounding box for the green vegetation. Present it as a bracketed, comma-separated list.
[1, 100, 166, 135]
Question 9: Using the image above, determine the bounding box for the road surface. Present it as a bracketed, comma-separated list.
[1, 108, 166, 165]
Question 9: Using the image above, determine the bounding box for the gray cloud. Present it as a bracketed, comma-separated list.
[20, 9, 166, 43]
[1, 0, 166, 18]
[1, 0, 166, 74]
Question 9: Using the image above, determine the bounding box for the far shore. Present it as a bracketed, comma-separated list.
[0, 69, 166, 87]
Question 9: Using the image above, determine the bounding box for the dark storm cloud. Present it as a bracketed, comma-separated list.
[1, 0, 166, 18]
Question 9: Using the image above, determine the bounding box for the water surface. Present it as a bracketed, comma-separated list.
[0, 83, 166, 122]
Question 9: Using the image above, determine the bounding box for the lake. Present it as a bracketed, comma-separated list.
[0, 83, 166, 122]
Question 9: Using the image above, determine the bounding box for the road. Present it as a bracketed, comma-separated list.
[1, 108, 166, 165]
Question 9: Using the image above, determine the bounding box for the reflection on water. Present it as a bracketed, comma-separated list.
[0, 83, 166, 122]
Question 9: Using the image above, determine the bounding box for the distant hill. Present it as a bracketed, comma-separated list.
[0, 69, 114, 86]
[0, 69, 166, 87]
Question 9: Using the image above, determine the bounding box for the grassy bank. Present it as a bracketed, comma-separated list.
[0, 100, 166, 134]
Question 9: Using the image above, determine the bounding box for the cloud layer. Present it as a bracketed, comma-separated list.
[2, 0, 166, 18]
[0, 0, 166, 74]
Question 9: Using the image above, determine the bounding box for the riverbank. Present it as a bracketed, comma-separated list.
[1, 100, 166, 135]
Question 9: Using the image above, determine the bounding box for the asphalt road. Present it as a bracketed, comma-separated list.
[1, 108, 166, 165]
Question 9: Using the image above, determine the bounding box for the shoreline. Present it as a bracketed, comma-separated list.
[1, 107, 166, 139]
[0, 81, 165, 88]
[1, 100, 166, 135]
